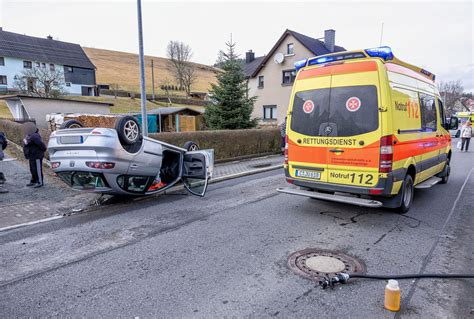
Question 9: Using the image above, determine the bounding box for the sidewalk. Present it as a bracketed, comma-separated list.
[0, 153, 283, 231]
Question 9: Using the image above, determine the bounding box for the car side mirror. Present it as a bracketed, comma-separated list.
[448, 117, 459, 130]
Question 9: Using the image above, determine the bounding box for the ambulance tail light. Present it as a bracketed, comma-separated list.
[379, 135, 393, 173]
[284, 135, 289, 165]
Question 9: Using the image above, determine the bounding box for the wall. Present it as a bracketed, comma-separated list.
[19, 97, 110, 128]
[249, 34, 314, 125]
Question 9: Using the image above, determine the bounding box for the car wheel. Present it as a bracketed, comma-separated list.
[396, 174, 414, 214]
[439, 159, 450, 184]
[60, 119, 84, 129]
[183, 141, 199, 151]
[115, 116, 141, 145]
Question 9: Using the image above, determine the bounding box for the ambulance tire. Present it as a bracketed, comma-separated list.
[439, 159, 450, 184]
[397, 174, 414, 214]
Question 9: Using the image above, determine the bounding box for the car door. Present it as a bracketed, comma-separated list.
[181, 149, 214, 197]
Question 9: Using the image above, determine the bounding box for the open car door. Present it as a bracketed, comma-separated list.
[182, 150, 214, 197]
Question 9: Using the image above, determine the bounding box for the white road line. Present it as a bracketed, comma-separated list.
[0, 215, 63, 233]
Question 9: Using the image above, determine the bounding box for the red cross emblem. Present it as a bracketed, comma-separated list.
[346, 97, 361, 112]
[303, 100, 315, 114]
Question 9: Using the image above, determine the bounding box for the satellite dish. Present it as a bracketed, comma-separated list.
[274, 52, 285, 64]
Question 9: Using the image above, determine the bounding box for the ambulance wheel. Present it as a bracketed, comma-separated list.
[439, 159, 450, 184]
[397, 174, 414, 214]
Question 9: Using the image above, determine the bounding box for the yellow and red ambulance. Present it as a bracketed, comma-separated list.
[278, 47, 459, 213]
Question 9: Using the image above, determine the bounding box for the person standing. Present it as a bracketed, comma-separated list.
[460, 121, 472, 152]
[0, 131, 8, 193]
[23, 122, 47, 188]
[280, 116, 287, 154]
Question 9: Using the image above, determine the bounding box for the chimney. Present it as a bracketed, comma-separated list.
[246, 50, 255, 63]
[324, 29, 335, 53]
[47, 35, 53, 40]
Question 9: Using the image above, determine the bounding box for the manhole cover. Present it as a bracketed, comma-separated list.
[288, 249, 365, 281]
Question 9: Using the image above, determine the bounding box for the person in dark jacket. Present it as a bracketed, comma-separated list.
[22, 122, 47, 188]
[0, 131, 8, 193]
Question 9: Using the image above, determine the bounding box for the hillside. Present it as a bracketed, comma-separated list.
[83, 47, 219, 95]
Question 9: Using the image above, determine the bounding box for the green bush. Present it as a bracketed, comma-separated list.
[0, 119, 281, 161]
[151, 128, 281, 161]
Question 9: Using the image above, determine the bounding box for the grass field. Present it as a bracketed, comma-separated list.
[83, 47, 219, 95]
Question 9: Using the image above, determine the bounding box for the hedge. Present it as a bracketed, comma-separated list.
[151, 129, 281, 161]
[0, 119, 281, 161]
[0, 119, 52, 159]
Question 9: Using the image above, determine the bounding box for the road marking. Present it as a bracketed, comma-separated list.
[0, 215, 63, 233]
[396, 167, 474, 317]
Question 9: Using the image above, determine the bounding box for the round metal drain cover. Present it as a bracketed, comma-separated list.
[288, 249, 365, 281]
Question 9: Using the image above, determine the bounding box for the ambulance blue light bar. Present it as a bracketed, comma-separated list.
[294, 59, 307, 71]
[364, 46, 394, 61]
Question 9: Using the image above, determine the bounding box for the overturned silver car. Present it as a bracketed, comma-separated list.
[47, 116, 213, 196]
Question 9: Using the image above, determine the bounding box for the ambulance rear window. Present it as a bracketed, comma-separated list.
[290, 85, 379, 137]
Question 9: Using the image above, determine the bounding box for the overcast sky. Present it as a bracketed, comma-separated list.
[1, 0, 472, 91]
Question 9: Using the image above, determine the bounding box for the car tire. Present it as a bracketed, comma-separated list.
[439, 159, 450, 184]
[115, 116, 141, 145]
[396, 174, 414, 214]
[183, 141, 199, 151]
[60, 119, 84, 129]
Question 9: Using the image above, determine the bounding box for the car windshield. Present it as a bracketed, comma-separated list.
[290, 85, 379, 137]
[58, 172, 108, 189]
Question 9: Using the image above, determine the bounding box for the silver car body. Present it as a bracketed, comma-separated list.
[48, 127, 213, 196]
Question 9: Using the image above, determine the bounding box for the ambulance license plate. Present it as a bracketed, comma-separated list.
[295, 169, 321, 180]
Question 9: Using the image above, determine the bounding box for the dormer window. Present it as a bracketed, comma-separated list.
[287, 43, 294, 55]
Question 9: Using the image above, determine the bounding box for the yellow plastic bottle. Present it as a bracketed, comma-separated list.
[384, 279, 401, 312]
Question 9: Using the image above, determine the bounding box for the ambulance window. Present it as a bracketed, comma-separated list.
[419, 94, 437, 131]
[290, 88, 330, 136]
[328, 85, 379, 136]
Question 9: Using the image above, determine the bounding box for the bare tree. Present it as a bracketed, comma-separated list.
[166, 40, 196, 95]
[438, 80, 464, 115]
[159, 78, 174, 104]
[110, 83, 120, 99]
[14, 67, 66, 98]
[182, 64, 196, 95]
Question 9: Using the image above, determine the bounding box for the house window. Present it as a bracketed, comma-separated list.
[41, 62, 46, 68]
[263, 105, 277, 120]
[66, 82, 71, 87]
[287, 43, 294, 55]
[0, 75, 7, 85]
[258, 76, 264, 88]
[23, 61, 32, 69]
[282, 69, 296, 85]
[0, 57, 4, 66]
[50, 64, 55, 71]
[35, 62, 40, 68]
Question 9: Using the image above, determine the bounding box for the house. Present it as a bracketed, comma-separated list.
[0, 28, 97, 96]
[0, 95, 112, 128]
[244, 29, 346, 125]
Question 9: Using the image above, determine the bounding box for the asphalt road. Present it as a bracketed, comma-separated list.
[0, 144, 472, 318]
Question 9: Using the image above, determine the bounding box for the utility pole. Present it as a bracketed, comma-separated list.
[136, 0, 148, 136]
[151, 59, 155, 101]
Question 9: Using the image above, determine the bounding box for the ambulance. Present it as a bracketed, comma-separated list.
[277, 47, 459, 213]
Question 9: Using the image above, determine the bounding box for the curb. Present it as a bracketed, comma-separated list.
[0, 163, 283, 233]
